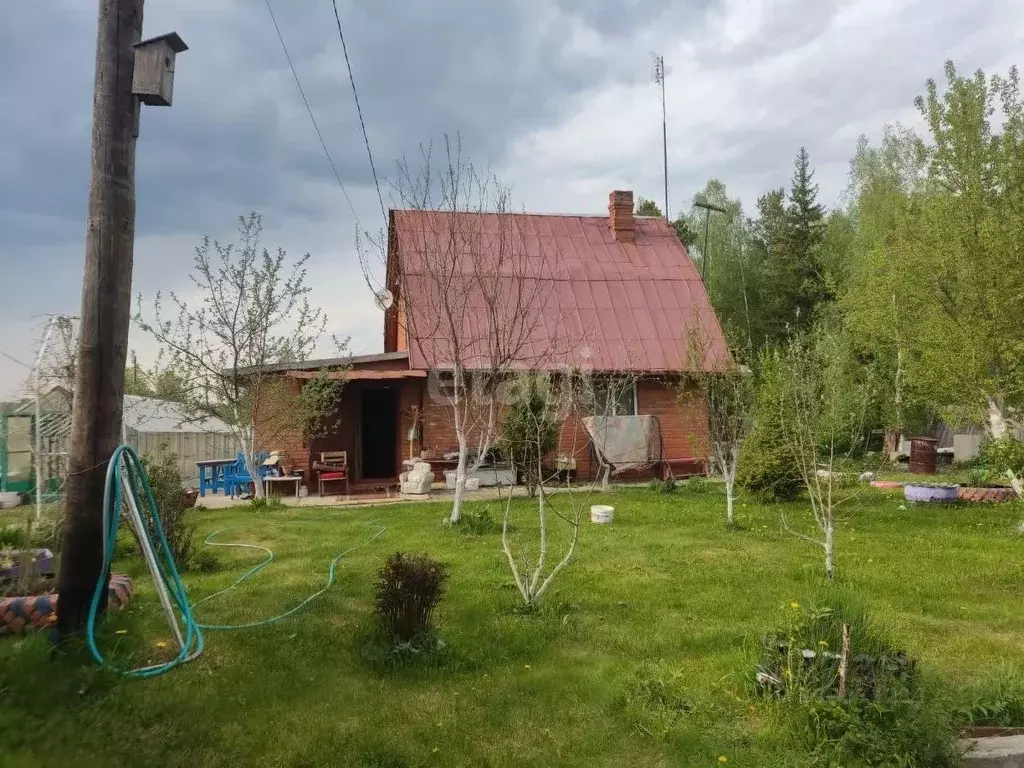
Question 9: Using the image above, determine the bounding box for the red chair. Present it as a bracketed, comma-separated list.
[315, 451, 349, 497]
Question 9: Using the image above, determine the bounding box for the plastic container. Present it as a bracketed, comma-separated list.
[298, 486, 309, 498]
[0, 492, 21, 509]
[465, 477, 480, 491]
[590, 504, 614, 524]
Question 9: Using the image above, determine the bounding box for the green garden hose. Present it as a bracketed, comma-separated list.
[86, 444, 386, 677]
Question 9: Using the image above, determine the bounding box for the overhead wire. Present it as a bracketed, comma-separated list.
[330, 0, 388, 227]
[262, 0, 365, 234]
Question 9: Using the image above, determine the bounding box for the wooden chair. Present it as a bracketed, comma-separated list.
[315, 451, 349, 497]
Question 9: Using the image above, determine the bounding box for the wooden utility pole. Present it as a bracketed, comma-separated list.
[57, 0, 144, 637]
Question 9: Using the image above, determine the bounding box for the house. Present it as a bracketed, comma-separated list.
[258, 190, 730, 491]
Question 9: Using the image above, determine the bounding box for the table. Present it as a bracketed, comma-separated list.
[264, 475, 302, 497]
[196, 458, 236, 497]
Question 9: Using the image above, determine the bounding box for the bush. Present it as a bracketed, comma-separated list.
[449, 507, 500, 535]
[737, 358, 803, 502]
[500, 375, 558, 498]
[979, 436, 1024, 483]
[139, 447, 197, 570]
[374, 552, 449, 643]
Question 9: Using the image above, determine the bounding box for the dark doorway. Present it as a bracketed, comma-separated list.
[360, 387, 397, 479]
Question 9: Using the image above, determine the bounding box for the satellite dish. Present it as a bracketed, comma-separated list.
[374, 288, 394, 311]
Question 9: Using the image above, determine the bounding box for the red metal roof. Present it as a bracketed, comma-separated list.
[391, 210, 730, 373]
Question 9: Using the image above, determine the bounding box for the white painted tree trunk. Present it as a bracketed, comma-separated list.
[724, 466, 736, 527]
[824, 517, 835, 580]
[450, 430, 468, 523]
[988, 396, 1009, 440]
[601, 464, 611, 492]
[235, 426, 265, 499]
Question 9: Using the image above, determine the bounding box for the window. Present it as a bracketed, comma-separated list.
[594, 379, 637, 416]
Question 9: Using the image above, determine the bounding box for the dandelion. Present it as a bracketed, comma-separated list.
[432, 747, 440, 754]
[156, 641, 167, 649]
[718, 756, 729, 763]
[790, 601, 799, 609]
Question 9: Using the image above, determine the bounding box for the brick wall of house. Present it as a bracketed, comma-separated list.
[253, 377, 310, 474]
[255, 374, 710, 486]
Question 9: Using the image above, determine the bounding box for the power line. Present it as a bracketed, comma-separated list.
[0, 349, 30, 369]
[330, 0, 387, 226]
[263, 0, 363, 231]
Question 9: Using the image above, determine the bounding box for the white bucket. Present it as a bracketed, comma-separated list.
[298, 486, 309, 498]
[465, 477, 480, 491]
[0, 492, 22, 509]
[590, 504, 614, 524]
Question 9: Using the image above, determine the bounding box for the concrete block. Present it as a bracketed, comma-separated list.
[961, 735, 1024, 767]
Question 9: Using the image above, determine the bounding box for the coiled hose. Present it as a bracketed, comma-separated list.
[85, 445, 385, 677]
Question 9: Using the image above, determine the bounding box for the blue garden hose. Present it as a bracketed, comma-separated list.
[86, 445, 386, 677]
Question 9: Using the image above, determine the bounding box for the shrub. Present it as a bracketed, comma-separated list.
[979, 436, 1024, 482]
[139, 447, 197, 570]
[450, 507, 500, 535]
[737, 358, 803, 502]
[500, 375, 558, 498]
[374, 552, 449, 643]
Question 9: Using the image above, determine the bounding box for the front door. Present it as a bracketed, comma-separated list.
[360, 387, 397, 479]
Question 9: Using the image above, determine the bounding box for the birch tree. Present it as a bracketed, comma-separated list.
[775, 329, 873, 579]
[363, 137, 554, 523]
[134, 213, 344, 498]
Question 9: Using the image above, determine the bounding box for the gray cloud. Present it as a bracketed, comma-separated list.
[1, 0, 1021, 397]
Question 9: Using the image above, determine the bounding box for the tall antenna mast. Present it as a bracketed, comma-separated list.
[652, 54, 668, 221]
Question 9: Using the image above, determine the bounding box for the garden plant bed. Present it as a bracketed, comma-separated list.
[2, 490, 1024, 766]
[0, 573, 133, 636]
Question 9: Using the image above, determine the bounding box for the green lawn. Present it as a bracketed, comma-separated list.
[2, 486, 1023, 767]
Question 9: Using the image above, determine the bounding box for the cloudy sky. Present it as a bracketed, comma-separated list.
[1, 0, 1021, 399]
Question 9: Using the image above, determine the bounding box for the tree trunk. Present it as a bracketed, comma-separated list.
[988, 395, 1009, 440]
[450, 431, 468, 523]
[824, 518, 835, 580]
[725, 475, 735, 527]
[883, 429, 902, 460]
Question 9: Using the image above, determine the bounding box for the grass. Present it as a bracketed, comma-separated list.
[2, 485, 1024, 767]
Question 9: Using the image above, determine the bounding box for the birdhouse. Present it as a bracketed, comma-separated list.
[132, 32, 188, 107]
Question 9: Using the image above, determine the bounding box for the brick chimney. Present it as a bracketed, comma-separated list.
[608, 190, 635, 242]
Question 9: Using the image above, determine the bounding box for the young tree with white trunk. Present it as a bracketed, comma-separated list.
[363, 137, 554, 524]
[499, 370, 623, 607]
[775, 329, 873, 580]
[134, 213, 344, 498]
[682, 328, 755, 527]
